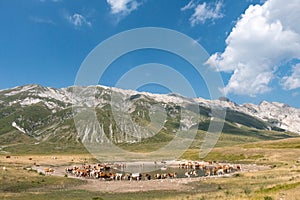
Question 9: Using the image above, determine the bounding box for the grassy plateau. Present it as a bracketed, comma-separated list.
[1, 125, 300, 200]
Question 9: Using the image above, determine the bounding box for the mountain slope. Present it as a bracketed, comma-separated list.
[194, 97, 300, 133]
[0, 84, 299, 154]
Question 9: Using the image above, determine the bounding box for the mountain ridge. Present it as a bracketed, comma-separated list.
[0, 84, 299, 148]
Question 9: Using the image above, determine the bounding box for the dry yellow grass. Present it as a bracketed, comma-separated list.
[1, 138, 300, 199]
[0, 154, 94, 166]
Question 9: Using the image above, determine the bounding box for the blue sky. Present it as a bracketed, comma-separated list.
[1, 0, 300, 108]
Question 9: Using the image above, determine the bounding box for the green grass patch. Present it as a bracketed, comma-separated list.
[243, 138, 300, 149]
[181, 149, 246, 162]
[257, 182, 300, 194]
[0, 165, 85, 193]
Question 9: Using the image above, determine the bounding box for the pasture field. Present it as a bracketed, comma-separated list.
[1, 137, 300, 199]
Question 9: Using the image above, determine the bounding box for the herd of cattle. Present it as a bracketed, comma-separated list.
[179, 161, 241, 177]
[48, 161, 242, 181]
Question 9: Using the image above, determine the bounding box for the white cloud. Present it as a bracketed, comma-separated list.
[181, 0, 224, 26]
[68, 13, 91, 28]
[107, 0, 141, 16]
[181, 0, 196, 11]
[282, 64, 300, 90]
[206, 0, 300, 96]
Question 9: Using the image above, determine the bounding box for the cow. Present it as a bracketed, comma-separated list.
[123, 173, 131, 180]
[216, 168, 224, 176]
[205, 168, 211, 176]
[161, 173, 168, 179]
[130, 173, 142, 181]
[187, 162, 193, 169]
[44, 168, 54, 175]
[192, 170, 198, 177]
[185, 171, 191, 178]
[168, 173, 177, 178]
[115, 173, 123, 180]
[82, 164, 91, 170]
[154, 173, 162, 179]
[194, 162, 200, 169]
[78, 170, 88, 177]
[144, 173, 152, 180]
[179, 163, 185, 168]
[65, 167, 73, 174]
[97, 164, 111, 171]
[98, 172, 113, 180]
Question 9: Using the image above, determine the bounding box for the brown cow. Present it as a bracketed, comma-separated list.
[44, 168, 54, 175]
[168, 173, 177, 178]
[205, 168, 211, 176]
[144, 173, 152, 180]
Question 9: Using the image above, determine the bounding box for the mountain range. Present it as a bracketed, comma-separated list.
[0, 84, 299, 154]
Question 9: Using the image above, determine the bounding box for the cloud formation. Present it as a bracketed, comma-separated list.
[107, 0, 141, 16]
[68, 13, 91, 28]
[282, 64, 300, 90]
[181, 0, 224, 26]
[206, 0, 300, 96]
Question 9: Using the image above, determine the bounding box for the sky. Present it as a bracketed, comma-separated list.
[0, 0, 300, 108]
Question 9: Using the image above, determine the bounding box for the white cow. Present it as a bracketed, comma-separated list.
[130, 173, 141, 181]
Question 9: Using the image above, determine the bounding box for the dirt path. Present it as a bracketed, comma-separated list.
[72, 178, 191, 193]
